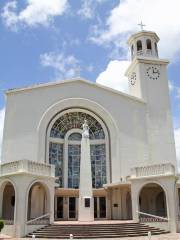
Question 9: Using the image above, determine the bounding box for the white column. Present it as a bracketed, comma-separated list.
[49, 181, 55, 224]
[14, 176, 28, 238]
[164, 177, 177, 233]
[131, 181, 139, 222]
[78, 120, 94, 221]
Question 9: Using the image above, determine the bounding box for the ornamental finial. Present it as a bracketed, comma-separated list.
[138, 21, 146, 31]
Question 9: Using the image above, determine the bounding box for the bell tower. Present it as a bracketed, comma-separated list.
[125, 29, 177, 169]
[125, 30, 163, 100]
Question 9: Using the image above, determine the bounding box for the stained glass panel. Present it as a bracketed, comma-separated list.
[49, 142, 63, 187]
[68, 144, 81, 188]
[50, 112, 105, 140]
[91, 144, 106, 188]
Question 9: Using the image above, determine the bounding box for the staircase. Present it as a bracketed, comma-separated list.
[27, 222, 169, 239]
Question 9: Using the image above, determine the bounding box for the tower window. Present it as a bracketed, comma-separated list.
[137, 40, 142, 51]
[131, 45, 134, 56]
[146, 39, 152, 49]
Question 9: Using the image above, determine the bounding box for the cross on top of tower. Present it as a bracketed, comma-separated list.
[138, 21, 146, 31]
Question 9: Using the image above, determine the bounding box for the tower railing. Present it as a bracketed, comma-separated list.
[132, 49, 158, 59]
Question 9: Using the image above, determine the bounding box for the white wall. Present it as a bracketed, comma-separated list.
[1, 79, 175, 183]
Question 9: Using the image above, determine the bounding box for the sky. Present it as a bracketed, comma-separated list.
[0, 0, 179, 166]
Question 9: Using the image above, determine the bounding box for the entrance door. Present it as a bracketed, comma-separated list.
[99, 197, 106, 218]
[57, 197, 64, 219]
[69, 197, 77, 219]
[94, 197, 106, 219]
[94, 197, 98, 218]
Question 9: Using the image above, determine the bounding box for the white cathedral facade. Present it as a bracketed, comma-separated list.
[0, 30, 180, 237]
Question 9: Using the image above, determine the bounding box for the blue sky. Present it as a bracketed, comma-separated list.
[0, 0, 180, 163]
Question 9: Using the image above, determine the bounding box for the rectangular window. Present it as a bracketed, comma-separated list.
[68, 144, 81, 188]
[90, 144, 106, 188]
[49, 142, 63, 187]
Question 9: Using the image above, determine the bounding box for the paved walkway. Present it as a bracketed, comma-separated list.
[4, 233, 180, 240]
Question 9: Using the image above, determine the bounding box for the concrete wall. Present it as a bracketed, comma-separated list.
[2, 77, 177, 182]
[2, 80, 148, 183]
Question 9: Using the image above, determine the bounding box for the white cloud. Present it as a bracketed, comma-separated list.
[168, 81, 180, 98]
[168, 81, 174, 92]
[78, 0, 94, 19]
[40, 52, 79, 79]
[86, 65, 94, 73]
[96, 60, 130, 92]
[90, 0, 180, 60]
[1, 0, 68, 29]
[175, 128, 180, 171]
[0, 108, 5, 162]
[176, 88, 180, 98]
[78, 0, 107, 19]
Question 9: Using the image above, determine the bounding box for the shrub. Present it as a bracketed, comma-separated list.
[0, 220, 4, 232]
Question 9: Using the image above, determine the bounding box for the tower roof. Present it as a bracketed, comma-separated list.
[127, 31, 160, 46]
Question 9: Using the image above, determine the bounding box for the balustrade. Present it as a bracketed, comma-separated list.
[131, 163, 175, 178]
[0, 159, 55, 178]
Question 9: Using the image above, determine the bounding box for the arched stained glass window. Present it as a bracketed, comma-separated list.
[50, 112, 105, 140]
[48, 111, 108, 189]
[68, 133, 82, 141]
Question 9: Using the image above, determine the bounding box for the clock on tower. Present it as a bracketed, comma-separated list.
[125, 30, 169, 101]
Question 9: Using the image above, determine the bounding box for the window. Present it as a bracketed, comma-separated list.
[49, 142, 63, 187]
[50, 112, 105, 140]
[69, 133, 82, 141]
[68, 144, 81, 188]
[137, 40, 142, 51]
[131, 45, 134, 56]
[91, 144, 106, 188]
[146, 39, 152, 49]
[48, 111, 108, 189]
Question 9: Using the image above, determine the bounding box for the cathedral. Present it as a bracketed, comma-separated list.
[0, 29, 179, 238]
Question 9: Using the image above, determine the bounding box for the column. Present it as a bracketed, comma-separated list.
[78, 120, 94, 221]
[131, 181, 139, 222]
[164, 177, 177, 232]
[14, 176, 28, 237]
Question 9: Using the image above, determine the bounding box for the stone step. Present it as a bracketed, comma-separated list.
[36, 227, 165, 232]
[27, 222, 169, 239]
[29, 231, 167, 236]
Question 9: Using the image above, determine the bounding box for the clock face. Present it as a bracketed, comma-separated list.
[146, 66, 160, 80]
[130, 72, 136, 86]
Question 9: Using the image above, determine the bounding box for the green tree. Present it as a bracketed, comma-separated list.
[0, 220, 4, 232]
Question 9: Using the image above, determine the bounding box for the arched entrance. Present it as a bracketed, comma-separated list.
[139, 183, 167, 217]
[2, 182, 15, 221]
[27, 182, 49, 220]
